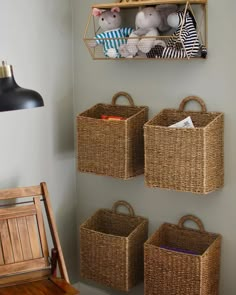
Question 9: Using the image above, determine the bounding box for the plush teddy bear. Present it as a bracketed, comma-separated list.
[147, 9, 207, 59]
[119, 4, 178, 58]
[89, 7, 133, 58]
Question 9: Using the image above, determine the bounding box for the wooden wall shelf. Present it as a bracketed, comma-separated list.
[93, 0, 207, 9]
[84, 0, 208, 60]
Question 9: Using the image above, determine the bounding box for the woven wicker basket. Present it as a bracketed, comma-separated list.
[144, 215, 222, 295]
[144, 96, 224, 194]
[80, 200, 148, 291]
[77, 92, 148, 179]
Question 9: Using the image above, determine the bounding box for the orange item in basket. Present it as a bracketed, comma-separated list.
[101, 115, 125, 121]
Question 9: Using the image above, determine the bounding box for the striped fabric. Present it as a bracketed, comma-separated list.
[95, 27, 133, 58]
[161, 10, 201, 58]
[147, 10, 206, 59]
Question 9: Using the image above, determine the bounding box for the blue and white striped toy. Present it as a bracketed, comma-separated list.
[95, 27, 133, 58]
[91, 7, 133, 58]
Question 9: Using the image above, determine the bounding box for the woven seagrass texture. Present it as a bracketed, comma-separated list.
[77, 92, 148, 179]
[144, 96, 224, 194]
[80, 200, 148, 291]
[144, 215, 222, 295]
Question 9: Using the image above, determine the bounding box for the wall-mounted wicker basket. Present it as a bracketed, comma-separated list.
[144, 96, 224, 194]
[80, 200, 148, 291]
[77, 92, 148, 179]
[144, 215, 222, 295]
[84, 0, 208, 60]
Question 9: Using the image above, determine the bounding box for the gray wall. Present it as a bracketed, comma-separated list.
[74, 0, 236, 294]
[0, 0, 78, 283]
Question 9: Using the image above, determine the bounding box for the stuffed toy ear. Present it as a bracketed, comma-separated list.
[111, 7, 120, 13]
[92, 8, 105, 17]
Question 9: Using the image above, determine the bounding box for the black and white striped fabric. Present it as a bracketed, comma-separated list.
[147, 10, 206, 59]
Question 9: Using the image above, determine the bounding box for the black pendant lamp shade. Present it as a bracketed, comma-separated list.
[0, 61, 44, 112]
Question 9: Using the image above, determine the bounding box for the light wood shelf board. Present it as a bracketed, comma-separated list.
[92, 0, 207, 9]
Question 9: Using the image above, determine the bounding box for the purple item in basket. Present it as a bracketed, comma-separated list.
[160, 245, 198, 255]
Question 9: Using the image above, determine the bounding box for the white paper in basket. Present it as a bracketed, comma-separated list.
[169, 116, 195, 128]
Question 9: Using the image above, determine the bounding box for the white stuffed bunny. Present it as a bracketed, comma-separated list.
[89, 7, 133, 58]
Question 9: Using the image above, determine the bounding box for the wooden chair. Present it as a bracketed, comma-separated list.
[0, 182, 79, 294]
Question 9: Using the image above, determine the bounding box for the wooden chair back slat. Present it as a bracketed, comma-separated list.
[0, 186, 42, 200]
[34, 196, 49, 263]
[7, 218, 24, 262]
[26, 215, 42, 259]
[17, 216, 34, 260]
[0, 241, 4, 265]
[0, 220, 15, 264]
[0, 205, 36, 220]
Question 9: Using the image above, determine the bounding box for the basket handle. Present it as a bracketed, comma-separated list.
[112, 200, 135, 217]
[178, 215, 205, 232]
[111, 92, 135, 107]
[179, 96, 207, 113]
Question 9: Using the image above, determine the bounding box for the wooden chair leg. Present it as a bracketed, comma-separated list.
[51, 248, 58, 277]
[41, 182, 70, 283]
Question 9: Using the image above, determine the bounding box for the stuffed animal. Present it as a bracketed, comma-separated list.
[89, 7, 133, 58]
[119, 6, 164, 58]
[156, 4, 179, 33]
[119, 5, 178, 58]
[147, 9, 207, 59]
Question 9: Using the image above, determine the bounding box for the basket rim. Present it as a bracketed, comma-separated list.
[80, 208, 148, 239]
[147, 222, 222, 238]
[144, 243, 202, 257]
[77, 103, 148, 121]
[144, 109, 223, 130]
[144, 222, 222, 257]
